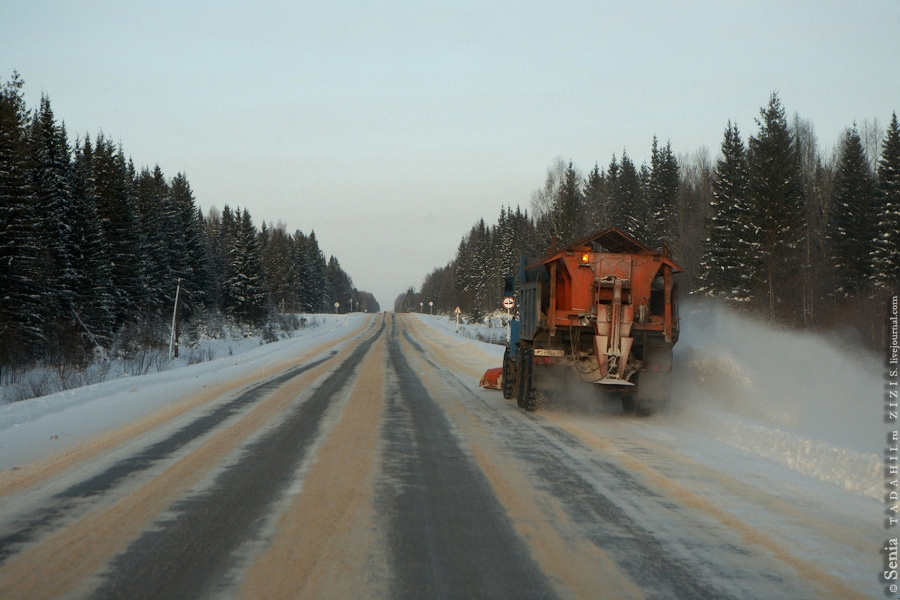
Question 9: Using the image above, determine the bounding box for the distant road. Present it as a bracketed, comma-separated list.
[0, 313, 872, 599]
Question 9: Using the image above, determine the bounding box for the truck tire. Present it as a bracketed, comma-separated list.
[502, 347, 516, 400]
[516, 347, 539, 412]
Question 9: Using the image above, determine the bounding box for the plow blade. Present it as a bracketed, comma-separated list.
[479, 367, 503, 390]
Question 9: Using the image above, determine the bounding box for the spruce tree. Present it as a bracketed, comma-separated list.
[746, 93, 807, 318]
[325, 255, 354, 312]
[553, 161, 583, 245]
[0, 72, 43, 363]
[70, 137, 115, 342]
[223, 208, 267, 324]
[135, 165, 173, 309]
[648, 137, 680, 247]
[619, 151, 648, 241]
[698, 122, 754, 301]
[28, 95, 79, 354]
[170, 173, 208, 311]
[209, 205, 234, 311]
[301, 230, 328, 313]
[873, 113, 900, 291]
[91, 136, 148, 322]
[261, 224, 297, 313]
[583, 164, 606, 229]
[605, 155, 623, 228]
[827, 126, 875, 297]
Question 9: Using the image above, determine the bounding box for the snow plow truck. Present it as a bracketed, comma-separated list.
[491, 227, 682, 414]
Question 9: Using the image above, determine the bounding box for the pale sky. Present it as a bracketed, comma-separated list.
[3, 1, 898, 308]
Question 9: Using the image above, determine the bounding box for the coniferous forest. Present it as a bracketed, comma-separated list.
[0, 73, 379, 375]
[398, 93, 900, 351]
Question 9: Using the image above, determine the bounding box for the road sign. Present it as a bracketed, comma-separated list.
[502, 297, 515, 309]
[454, 306, 461, 314]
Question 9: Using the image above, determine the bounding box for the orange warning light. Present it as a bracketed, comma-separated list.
[581, 253, 590, 262]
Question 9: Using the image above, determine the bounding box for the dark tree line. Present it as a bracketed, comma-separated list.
[0, 73, 377, 371]
[402, 93, 899, 348]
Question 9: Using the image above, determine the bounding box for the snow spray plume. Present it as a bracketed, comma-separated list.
[672, 298, 882, 498]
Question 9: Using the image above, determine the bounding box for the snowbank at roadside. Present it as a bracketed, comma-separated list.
[410, 312, 509, 349]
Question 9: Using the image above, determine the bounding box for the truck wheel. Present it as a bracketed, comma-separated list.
[517, 347, 538, 412]
[502, 347, 516, 400]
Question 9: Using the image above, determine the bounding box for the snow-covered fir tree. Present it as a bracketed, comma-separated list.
[583, 164, 606, 229]
[647, 137, 680, 248]
[698, 121, 754, 301]
[604, 155, 624, 229]
[619, 151, 647, 240]
[135, 165, 174, 310]
[70, 137, 116, 343]
[223, 208, 267, 324]
[28, 95, 80, 353]
[827, 126, 875, 297]
[873, 113, 900, 291]
[91, 136, 148, 323]
[746, 93, 807, 318]
[170, 172, 208, 312]
[0, 72, 44, 362]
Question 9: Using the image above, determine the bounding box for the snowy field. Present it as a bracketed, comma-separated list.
[0, 314, 368, 469]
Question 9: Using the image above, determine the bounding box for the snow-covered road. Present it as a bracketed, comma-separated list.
[0, 307, 885, 598]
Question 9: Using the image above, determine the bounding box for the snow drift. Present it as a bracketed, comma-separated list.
[671, 300, 883, 499]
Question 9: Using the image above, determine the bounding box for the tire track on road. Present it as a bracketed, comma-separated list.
[90, 316, 386, 600]
[0, 350, 337, 566]
[400, 317, 739, 599]
[239, 315, 391, 599]
[401, 316, 859, 600]
[379, 315, 557, 600]
[0, 319, 370, 499]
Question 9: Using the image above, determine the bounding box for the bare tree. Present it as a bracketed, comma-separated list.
[674, 147, 713, 291]
[860, 118, 883, 174]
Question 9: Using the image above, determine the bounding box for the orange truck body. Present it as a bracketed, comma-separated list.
[493, 227, 682, 413]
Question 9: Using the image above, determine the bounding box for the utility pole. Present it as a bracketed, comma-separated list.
[168, 278, 182, 360]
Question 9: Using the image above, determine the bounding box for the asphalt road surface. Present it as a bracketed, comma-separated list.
[0, 313, 874, 599]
